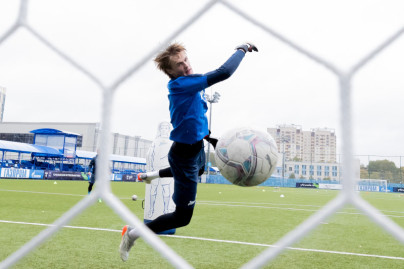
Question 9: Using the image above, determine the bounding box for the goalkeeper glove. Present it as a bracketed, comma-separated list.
[236, 43, 258, 53]
[204, 130, 218, 149]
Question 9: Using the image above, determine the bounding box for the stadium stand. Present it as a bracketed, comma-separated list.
[0, 128, 146, 180]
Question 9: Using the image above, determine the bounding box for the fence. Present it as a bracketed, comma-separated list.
[206, 175, 404, 193]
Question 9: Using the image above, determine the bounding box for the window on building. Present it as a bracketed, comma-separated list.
[35, 135, 48, 146]
[47, 136, 64, 150]
[64, 136, 77, 157]
[76, 136, 83, 147]
[0, 133, 34, 144]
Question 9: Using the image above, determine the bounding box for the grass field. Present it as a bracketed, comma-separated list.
[1, 179, 404, 268]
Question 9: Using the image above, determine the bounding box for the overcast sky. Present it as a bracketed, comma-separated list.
[1, 0, 404, 165]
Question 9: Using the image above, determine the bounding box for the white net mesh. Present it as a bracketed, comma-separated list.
[1, 0, 404, 268]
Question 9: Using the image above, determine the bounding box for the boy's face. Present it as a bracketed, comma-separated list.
[167, 50, 193, 78]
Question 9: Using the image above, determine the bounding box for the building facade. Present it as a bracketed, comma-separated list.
[308, 127, 337, 163]
[284, 160, 341, 181]
[0, 122, 152, 159]
[267, 124, 304, 161]
[268, 124, 340, 180]
[267, 124, 337, 163]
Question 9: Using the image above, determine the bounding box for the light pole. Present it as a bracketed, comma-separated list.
[205, 91, 221, 179]
[280, 135, 290, 180]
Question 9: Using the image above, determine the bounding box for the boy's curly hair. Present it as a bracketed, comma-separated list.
[154, 42, 186, 78]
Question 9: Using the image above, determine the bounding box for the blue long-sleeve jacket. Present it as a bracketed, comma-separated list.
[168, 49, 245, 144]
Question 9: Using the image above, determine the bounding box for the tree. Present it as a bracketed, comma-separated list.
[400, 167, 404, 184]
[368, 160, 396, 173]
[360, 166, 369, 179]
[366, 160, 401, 183]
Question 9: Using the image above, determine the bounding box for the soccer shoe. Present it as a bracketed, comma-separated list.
[119, 225, 135, 262]
[137, 173, 149, 184]
[137, 172, 158, 184]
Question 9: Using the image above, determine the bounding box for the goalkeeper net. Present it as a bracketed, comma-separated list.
[1, 1, 404, 268]
[358, 179, 388, 193]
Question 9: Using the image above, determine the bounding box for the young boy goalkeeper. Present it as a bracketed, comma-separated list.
[119, 42, 258, 261]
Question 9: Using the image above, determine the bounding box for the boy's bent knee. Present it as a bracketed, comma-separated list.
[173, 207, 194, 227]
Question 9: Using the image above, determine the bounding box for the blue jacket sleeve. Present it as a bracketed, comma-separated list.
[204, 49, 245, 87]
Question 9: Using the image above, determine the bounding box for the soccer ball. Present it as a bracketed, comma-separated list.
[131, 194, 138, 201]
[214, 127, 278, 187]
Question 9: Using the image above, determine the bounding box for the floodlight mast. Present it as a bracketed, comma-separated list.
[205, 92, 221, 180]
[280, 135, 290, 180]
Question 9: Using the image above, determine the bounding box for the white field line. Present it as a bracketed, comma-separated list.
[1, 188, 404, 217]
[0, 189, 86, 197]
[165, 234, 404, 261]
[198, 198, 404, 215]
[1, 219, 404, 261]
[197, 202, 404, 218]
[0, 189, 134, 200]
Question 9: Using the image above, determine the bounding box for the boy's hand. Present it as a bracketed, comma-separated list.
[236, 43, 258, 53]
